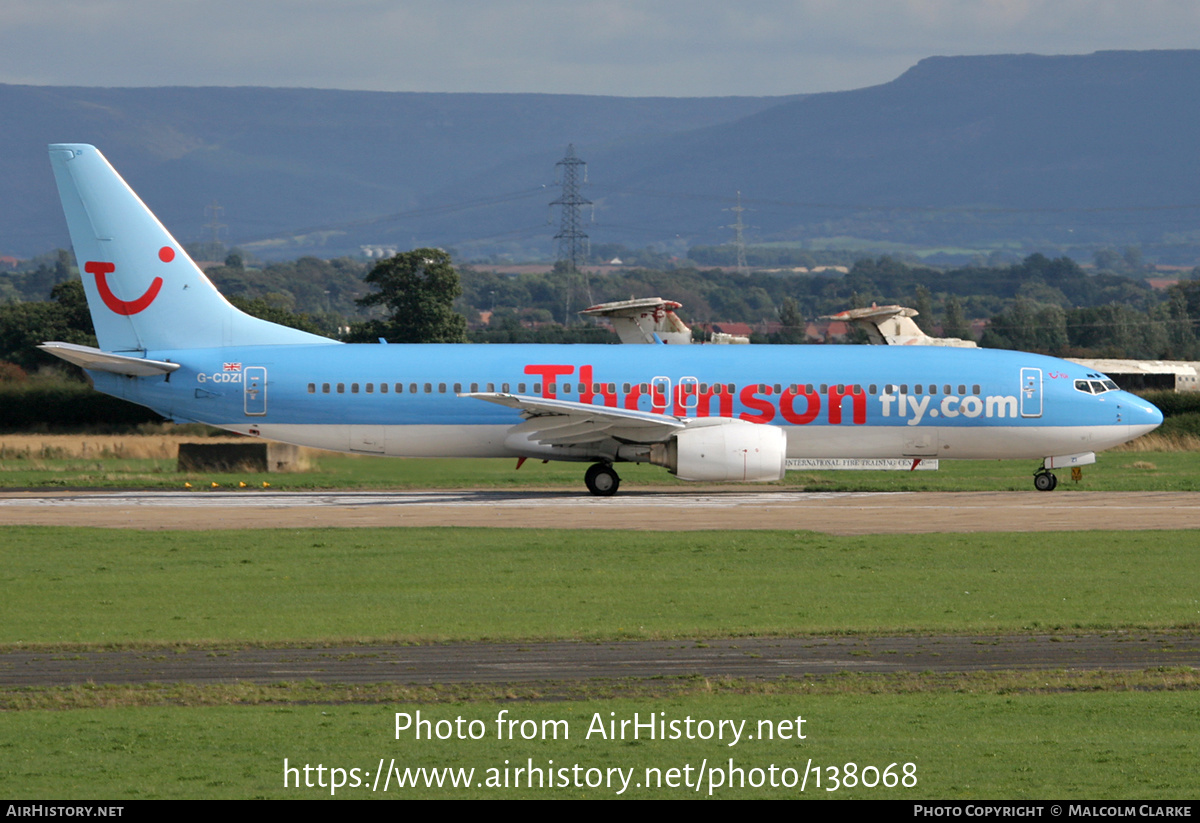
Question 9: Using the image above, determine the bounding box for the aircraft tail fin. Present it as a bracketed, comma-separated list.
[48, 144, 335, 353]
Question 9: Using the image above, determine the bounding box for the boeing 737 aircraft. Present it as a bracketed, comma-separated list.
[41, 144, 1163, 495]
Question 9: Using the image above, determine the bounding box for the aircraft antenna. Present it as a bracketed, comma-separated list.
[550, 144, 593, 319]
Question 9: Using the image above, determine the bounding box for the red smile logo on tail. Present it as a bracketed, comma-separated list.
[85, 259, 164, 316]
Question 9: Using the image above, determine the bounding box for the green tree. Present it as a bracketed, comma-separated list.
[772, 297, 805, 344]
[981, 299, 1067, 354]
[0, 279, 96, 371]
[350, 249, 467, 343]
[942, 296, 971, 340]
[913, 285, 934, 327]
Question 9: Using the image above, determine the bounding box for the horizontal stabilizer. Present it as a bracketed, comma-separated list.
[38, 341, 181, 376]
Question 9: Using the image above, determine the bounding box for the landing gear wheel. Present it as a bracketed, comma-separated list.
[1033, 470, 1058, 492]
[585, 463, 620, 497]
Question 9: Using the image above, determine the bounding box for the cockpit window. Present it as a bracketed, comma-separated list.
[1075, 378, 1118, 395]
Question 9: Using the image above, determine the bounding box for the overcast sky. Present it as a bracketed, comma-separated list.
[2, 1, 1198, 97]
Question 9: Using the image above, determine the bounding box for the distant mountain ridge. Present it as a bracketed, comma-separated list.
[4, 50, 1200, 262]
[2, 85, 794, 257]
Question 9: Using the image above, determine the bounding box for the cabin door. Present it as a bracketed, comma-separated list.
[244, 367, 267, 416]
[1020, 368, 1043, 418]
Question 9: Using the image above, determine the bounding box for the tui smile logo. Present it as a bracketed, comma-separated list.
[85, 246, 173, 315]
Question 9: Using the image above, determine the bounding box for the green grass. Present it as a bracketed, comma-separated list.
[5, 690, 1198, 798]
[1, 449, 1197, 491]
[4, 527, 1200, 648]
[4, 525, 1199, 800]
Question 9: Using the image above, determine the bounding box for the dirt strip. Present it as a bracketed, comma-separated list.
[1, 489, 1198, 534]
[3, 633, 1198, 687]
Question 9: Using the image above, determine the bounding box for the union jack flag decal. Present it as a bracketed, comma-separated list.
[223, 362, 242, 372]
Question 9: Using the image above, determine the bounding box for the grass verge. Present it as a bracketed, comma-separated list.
[1, 446, 1199, 491]
[3, 526, 1200, 648]
[4, 686, 1197, 798]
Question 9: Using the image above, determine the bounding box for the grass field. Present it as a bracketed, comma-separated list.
[2, 438, 1198, 799]
[0, 432, 1197, 492]
[3, 526, 1200, 647]
[6, 689, 1199, 799]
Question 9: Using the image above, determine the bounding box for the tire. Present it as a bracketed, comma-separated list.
[584, 463, 620, 497]
[1034, 471, 1056, 492]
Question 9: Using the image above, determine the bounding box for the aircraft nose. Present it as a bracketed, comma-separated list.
[1124, 394, 1163, 430]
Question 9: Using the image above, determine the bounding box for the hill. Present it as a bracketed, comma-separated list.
[4, 50, 1200, 263]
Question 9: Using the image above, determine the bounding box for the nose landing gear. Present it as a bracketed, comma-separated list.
[1033, 469, 1058, 491]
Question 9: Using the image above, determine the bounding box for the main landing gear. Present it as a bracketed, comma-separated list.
[1033, 469, 1058, 492]
[585, 462, 620, 497]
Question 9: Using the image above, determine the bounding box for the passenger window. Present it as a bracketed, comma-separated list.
[869, 384, 877, 395]
[438, 383, 446, 393]
[549, 383, 558, 394]
[929, 385, 937, 395]
[337, 383, 345, 393]
[958, 385, 965, 395]
[453, 383, 462, 393]
[470, 382, 479, 393]
[366, 383, 374, 393]
[307, 383, 315, 394]
[487, 383, 495, 392]
[534, 383, 541, 394]
[502, 383, 510, 393]
[423, 383, 431, 394]
[381, 383, 388, 393]
[914, 385, 922, 395]
[518, 383, 526, 393]
[972, 385, 981, 395]
[322, 383, 330, 394]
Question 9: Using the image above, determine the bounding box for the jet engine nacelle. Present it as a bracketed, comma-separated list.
[650, 420, 787, 482]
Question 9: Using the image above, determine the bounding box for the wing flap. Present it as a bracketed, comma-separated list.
[462, 392, 684, 446]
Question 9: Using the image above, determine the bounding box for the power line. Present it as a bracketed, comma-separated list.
[550, 144, 594, 317]
[725, 191, 750, 274]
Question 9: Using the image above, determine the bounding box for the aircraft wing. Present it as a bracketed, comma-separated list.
[462, 392, 685, 446]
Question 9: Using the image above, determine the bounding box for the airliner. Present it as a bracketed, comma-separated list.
[40, 144, 1163, 495]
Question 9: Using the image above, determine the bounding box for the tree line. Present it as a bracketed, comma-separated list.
[4, 249, 1200, 382]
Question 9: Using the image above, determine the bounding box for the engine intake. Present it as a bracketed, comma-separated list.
[650, 421, 787, 482]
